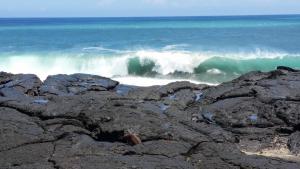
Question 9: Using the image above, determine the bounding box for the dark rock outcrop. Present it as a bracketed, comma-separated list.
[40, 73, 119, 96]
[288, 132, 300, 155]
[0, 69, 300, 169]
[0, 72, 41, 98]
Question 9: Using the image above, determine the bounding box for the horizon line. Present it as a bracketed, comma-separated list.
[0, 13, 300, 19]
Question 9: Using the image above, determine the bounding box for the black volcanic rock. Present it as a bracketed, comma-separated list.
[288, 131, 300, 155]
[39, 73, 119, 96]
[0, 72, 41, 98]
[0, 69, 300, 169]
[277, 66, 299, 72]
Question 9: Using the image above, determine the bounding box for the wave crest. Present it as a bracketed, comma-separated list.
[0, 49, 299, 85]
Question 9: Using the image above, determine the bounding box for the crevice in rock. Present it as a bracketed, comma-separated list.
[294, 124, 300, 131]
[74, 113, 99, 132]
[276, 127, 294, 134]
[215, 90, 257, 102]
[48, 159, 60, 169]
[48, 142, 61, 169]
[43, 118, 84, 127]
[0, 105, 91, 134]
[0, 104, 42, 118]
[0, 79, 12, 85]
[179, 121, 218, 142]
[0, 105, 49, 132]
[0, 132, 68, 153]
[75, 113, 133, 144]
[123, 150, 172, 158]
[285, 97, 300, 102]
[25, 89, 39, 96]
[181, 141, 208, 157]
[141, 136, 170, 143]
[96, 130, 125, 143]
[0, 106, 131, 145]
[262, 98, 300, 106]
[275, 112, 295, 129]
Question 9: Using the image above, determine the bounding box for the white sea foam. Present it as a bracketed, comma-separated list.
[113, 76, 217, 86]
[0, 54, 129, 80]
[132, 50, 209, 74]
[0, 49, 295, 85]
[162, 44, 189, 50]
[206, 68, 224, 75]
[82, 46, 130, 54]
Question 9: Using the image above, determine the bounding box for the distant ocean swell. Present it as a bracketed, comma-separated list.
[1, 49, 300, 85]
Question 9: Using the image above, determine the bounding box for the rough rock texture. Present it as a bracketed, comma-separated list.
[0, 68, 300, 169]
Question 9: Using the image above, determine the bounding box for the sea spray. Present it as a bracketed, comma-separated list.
[0, 49, 300, 85]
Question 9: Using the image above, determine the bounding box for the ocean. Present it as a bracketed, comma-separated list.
[0, 15, 300, 86]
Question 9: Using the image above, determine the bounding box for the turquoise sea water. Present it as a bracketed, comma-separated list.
[0, 15, 300, 85]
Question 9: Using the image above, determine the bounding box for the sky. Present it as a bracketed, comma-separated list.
[0, 0, 300, 17]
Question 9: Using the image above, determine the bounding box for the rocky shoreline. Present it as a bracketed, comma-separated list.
[0, 67, 300, 169]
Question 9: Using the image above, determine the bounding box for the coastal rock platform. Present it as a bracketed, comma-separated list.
[0, 67, 300, 169]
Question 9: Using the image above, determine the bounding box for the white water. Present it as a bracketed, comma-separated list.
[113, 76, 218, 86]
[0, 48, 292, 85]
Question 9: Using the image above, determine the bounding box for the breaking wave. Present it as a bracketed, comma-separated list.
[0, 48, 300, 85]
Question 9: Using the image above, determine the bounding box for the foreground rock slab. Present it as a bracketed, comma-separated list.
[0, 68, 300, 169]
